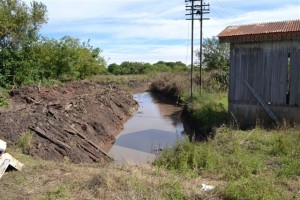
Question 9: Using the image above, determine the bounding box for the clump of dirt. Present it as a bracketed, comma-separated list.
[0, 81, 137, 163]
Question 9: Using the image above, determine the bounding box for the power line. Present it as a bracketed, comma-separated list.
[212, 0, 235, 19]
[209, 0, 237, 26]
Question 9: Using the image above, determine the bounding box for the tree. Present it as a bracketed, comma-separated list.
[0, 0, 47, 86]
[0, 0, 106, 86]
[197, 37, 230, 71]
[31, 36, 106, 81]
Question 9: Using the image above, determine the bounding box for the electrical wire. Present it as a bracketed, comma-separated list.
[213, 0, 236, 19]
[185, 20, 191, 66]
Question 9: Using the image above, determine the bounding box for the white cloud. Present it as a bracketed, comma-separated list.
[24, 0, 300, 64]
[104, 44, 189, 64]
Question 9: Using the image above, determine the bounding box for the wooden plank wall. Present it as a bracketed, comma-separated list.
[290, 41, 300, 106]
[229, 40, 300, 107]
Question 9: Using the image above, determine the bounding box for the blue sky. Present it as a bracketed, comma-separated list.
[24, 0, 300, 65]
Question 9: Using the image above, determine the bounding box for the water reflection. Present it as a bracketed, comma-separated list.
[105, 92, 185, 164]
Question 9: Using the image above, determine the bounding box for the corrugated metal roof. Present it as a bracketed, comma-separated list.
[218, 20, 300, 37]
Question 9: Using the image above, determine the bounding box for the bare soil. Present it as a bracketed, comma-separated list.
[0, 81, 138, 163]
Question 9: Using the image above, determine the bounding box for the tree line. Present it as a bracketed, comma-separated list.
[107, 61, 188, 75]
[0, 0, 229, 88]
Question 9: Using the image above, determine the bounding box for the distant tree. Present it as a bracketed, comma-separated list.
[107, 61, 187, 75]
[108, 62, 152, 75]
[197, 37, 230, 72]
[107, 63, 121, 74]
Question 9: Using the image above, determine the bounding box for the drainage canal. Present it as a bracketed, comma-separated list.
[104, 92, 185, 164]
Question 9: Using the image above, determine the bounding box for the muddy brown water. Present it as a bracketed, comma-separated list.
[104, 92, 185, 164]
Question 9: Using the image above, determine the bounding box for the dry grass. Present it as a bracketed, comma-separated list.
[0, 148, 221, 200]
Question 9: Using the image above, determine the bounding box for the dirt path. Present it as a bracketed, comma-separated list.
[0, 81, 138, 163]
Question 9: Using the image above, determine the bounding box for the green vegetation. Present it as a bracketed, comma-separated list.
[184, 90, 228, 131]
[155, 127, 300, 199]
[150, 71, 228, 133]
[0, 87, 8, 107]
[1, 0, 186, 88]
[17, 131, 33, 153]
[0, 0, 106, 88]
[197, 36, 230, 72]
[107, 61, 187, 75]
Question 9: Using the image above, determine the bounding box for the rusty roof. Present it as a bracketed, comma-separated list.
[218, 19, 300, 38]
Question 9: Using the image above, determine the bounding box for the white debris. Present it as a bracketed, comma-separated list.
[0, 139, 6, 153]
[201, 183, 216, 191]
[0, 139, 24, 179]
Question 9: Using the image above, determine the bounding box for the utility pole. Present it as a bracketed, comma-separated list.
[185, 0, 209, 96]
[198, 1, 210, 92]
[185, 0, 195, 99]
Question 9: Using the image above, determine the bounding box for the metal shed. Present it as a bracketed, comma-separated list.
[218, 20, 300, 128]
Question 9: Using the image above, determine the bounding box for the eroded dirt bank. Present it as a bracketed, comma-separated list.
[0, 81, 138, 163]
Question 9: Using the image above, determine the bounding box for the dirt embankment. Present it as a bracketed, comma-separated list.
[0, 81, 138, 163]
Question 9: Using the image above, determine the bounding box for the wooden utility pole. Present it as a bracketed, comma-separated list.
[198, 1, 210, 92]
[185, 0, 209, 96]
[185, 0, 195, 99]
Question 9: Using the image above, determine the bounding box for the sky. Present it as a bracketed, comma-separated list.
[24, 0, 300, 65]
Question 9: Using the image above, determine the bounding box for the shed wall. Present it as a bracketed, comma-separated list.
[229, 40, 300, 126]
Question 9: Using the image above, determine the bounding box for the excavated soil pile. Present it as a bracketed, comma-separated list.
[0, 81, 137, 163]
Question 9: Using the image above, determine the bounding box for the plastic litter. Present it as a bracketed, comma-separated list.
[201, 183, 216, 191]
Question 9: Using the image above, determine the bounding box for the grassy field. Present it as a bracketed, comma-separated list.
[155, 126, 300, 199]
[0, 147, 213, 200]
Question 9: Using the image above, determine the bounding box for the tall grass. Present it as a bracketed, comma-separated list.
[150, 72, 228, 138]
[183, 90, 228, 132]
[154, 127, 300, 199]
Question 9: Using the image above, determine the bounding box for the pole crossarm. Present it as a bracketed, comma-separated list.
[185, 0, 210, 20]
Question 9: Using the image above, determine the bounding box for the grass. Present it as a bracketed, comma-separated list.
[0, 146, 214, 200]
[0, 127, 300, 200]
[154, 127, 300, 199]
[184, 90, 228, 131]
[150, 72, 228, 134]
[17, 131, 33, 153]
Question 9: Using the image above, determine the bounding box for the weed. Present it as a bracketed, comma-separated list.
[17, 131, 33, 153]
[42, 185, 71, 200]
